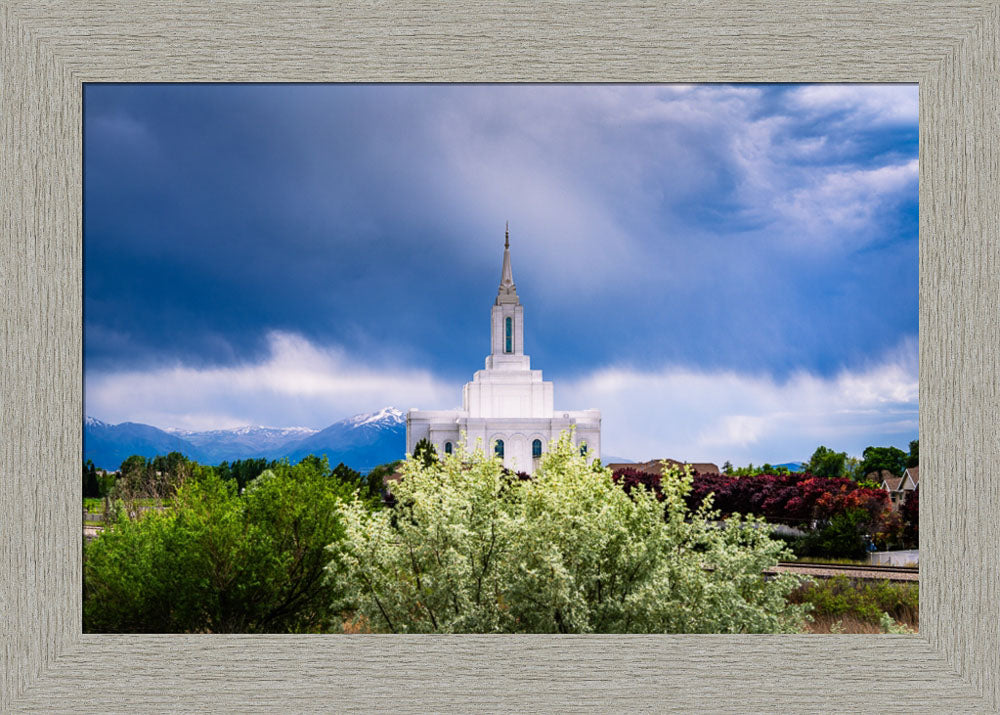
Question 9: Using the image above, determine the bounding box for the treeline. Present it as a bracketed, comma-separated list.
[723, 440, 919, 481]
[84, 451, 396, 513]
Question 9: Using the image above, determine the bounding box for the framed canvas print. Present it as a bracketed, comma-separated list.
[3, 2, 999, 711]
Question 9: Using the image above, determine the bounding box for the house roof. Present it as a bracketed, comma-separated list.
[689, 462, 722, 475]
[882, 476, 904, 492]
[904, 466, 919, 485]
[605, 459, 721, 476]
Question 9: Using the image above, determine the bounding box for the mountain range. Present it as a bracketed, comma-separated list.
[84, 407, 407, 473]
[84, 409, 781, 475]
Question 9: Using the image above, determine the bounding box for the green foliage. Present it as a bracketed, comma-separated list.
[332, 462, 362, 483]
[879, 611, 916, 634]
[83, 457, 360, 633]
[726, 462, 791, 477]
[412, 437, 438, 468]
[118, 454, 148, 476]
[364, 460, 402, 501]
[843, 456, 864, 482]
[215, 457, 279, 493]
[113, 452, 198, 515]
[83, 459, 100, 499]
[83, 497, 104, 513]
[331, 432, 810, 634]
[793, 509, 870, 560]
[790, 575, 918, 626]
[906, 439, 919, 468]
[806, 446, 847, 479]
[859, 445, 908, 478]
[96, 470, 116, 498]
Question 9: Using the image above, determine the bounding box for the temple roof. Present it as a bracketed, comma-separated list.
[496, 222, 519, 304]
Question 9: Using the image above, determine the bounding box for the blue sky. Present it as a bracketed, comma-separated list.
[84, 83, 918, 464]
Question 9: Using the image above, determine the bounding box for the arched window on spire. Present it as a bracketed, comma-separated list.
[505, 317, 513, 353]
[579, 442, 588, 457]
[495, 439, 504, 459]
[444, 442, 453, 455]
[532, 439, 542, 458]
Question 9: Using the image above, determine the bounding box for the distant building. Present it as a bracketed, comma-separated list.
[605, 459, 722, 476]
[406, 225, 601, 475]
[880, 465, 919, 508]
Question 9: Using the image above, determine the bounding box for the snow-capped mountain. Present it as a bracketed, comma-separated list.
[164, 424, 319, 464]
[281, 407, 405, 472]
[84, 418, 201, 469]
[84, 408, 407, 473]
[345, 406, 404, 428]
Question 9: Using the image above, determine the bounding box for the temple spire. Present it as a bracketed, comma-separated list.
[497, 222, 518, 304]
[505, 221, 509, 249]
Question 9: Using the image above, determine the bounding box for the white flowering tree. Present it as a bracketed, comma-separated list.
[329, 432, 810, 633]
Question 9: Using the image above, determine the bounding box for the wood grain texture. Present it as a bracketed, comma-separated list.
[2, 1, 998, 711]
[920, 3, 1000, 709]
[5, 635, 992, 713]
[1, 2, 82, 710]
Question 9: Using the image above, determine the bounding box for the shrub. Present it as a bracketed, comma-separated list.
[793, 509, 871, 560]
[84, 456, 360, 633]
[331, 432, 810, 634]
[790, 574, 918, 626]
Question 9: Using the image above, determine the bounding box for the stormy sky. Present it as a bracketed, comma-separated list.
[84, 83, 918, 464]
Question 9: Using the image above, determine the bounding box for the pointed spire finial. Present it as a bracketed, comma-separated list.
[498, 221, 516, 296]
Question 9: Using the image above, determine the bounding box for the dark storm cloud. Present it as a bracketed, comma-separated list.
[84, 83, 918, 459]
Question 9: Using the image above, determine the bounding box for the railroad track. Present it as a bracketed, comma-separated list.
[771, 561, 918, 581]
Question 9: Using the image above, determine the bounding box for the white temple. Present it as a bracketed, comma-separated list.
[406, 225, 601, 474]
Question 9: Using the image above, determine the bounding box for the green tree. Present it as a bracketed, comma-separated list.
[859, 446, 908, 478]
[906, 439, 919, 468]
[364, 460, 403, 503]
[96, 470, 117, 516]
[331, 433, 810, 634]
[843, 456, 864, 482]
[83, 459, 100, 499]
[806, 446, 847, 479]
[296, 454, 330, 477]
[794, 509, 871, 560]
[412, 437, 438, 468]
[217, 457, 277, 493]
[331, 461, 362, 485]
[119, 454, 148, 477]
[83, 456, 360, 633]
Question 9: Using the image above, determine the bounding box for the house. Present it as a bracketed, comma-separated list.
[604, 459, 722, 477]
[880, 465, 919, 508]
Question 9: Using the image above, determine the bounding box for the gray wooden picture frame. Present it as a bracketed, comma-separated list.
[2, 1, 998, 711]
